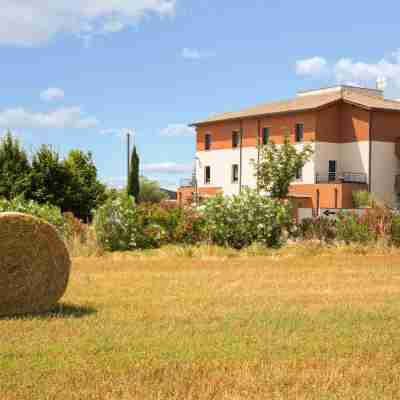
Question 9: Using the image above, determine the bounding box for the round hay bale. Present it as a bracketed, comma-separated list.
[0, 212, 70, 317]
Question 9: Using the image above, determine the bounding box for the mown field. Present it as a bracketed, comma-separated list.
[2, 246, 400, 399]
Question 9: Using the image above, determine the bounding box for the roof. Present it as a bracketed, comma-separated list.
[192, 87, 400, 126]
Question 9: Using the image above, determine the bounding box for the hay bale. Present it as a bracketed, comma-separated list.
[0, 212, 70, 317]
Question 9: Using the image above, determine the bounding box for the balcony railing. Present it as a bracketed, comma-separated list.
[180, 178, 195, 188]
[315, 172, 367, 184]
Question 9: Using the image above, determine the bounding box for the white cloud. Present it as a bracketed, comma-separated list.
[296, 57, 327, 76]
[143, 162, 193, 174]
[0, 106, 99, 129]
[296, 50, 400, 89]
[182, 48, 215, 60]
[40, 87, 65, 102]
[100, 128, 134, 137]
[160, 124, 195, 137]
[334, 58, 400, 87]
[0, 1, 176, 46]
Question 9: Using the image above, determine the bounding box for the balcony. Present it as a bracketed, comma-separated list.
[315, 171, 367, 184]
[180, 178, 195, 188]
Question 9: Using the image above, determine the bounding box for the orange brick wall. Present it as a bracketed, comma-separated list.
[372, 110, 400, 142]
[289, 183, 368, 209]
[340, 103, 370, 142]
[196, 110, 317, 151]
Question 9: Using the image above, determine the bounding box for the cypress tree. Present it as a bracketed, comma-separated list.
[127, 145, 140, 202]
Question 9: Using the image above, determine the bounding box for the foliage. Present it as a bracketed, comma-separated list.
[27, 145, 73, 211]
[201, 189, 292, 249]
[391, 214, 400, 246]
[0, 131, 31, 199]
[94, 193, 141, 251]
[296, 204, 394, 245]
[64, 150, 106, 220]
[254, 135, 314, 198]
[127, 146, 140, 201]
[0, 196, 65, 236]
[297, 217, 336, 242]
[336, 212, 375, 244]
[93, 193, 165, 251]
[352, 190, 375, 208]
[139, 176, 168, 204]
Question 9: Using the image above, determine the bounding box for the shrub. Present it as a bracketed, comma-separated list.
[336, 212, 375, 244]
[93, 193, 165, 251]
[391, 214, 400, 246]
[297, 217, 336, 242]
[0, 196, 65, 236]
[352, 190, 374, 208]
[201, 189, 292, 249]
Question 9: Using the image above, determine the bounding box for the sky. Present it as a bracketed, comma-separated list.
[2, 0, 400, 190]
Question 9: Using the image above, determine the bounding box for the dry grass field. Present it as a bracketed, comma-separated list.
[2, 245, 400, 399]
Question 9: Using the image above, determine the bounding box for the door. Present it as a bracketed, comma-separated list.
[328, 160, 337, 182]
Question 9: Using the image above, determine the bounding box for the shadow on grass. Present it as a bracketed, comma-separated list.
[0, 303, 97, 320]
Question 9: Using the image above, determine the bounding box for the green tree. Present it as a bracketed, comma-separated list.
[64, 150, 106, 220]
[127, 145, 140, 201]
[254, 135, 314, 198]
[0, 131, 31, 199]
[139, 176, 168, 203]
[27, 145, 72, 210]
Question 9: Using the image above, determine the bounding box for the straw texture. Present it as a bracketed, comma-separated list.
[0, 212, 70, 317]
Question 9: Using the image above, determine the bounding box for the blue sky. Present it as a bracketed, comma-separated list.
[2, 0, 400, 189]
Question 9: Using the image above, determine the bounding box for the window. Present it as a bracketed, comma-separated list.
[296, 167, 303, 180]
[262, 127, 270, 145]
[328, 160, 337, 181]
[232, 131, 240, 148]
[232, 164, 239, 183]
[295, 123, 304, 142]
[204, 166, 211, 184]
[205, 133, 212, 150]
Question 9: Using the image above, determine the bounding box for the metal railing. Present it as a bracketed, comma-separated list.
[315, 171, 367, 184]
[179, 178, 195, 188]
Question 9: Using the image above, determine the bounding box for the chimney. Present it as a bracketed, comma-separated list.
[376, 76, 387, 92]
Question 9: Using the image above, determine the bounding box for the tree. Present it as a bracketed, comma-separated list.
[0, 131, 31, 199]
[127, 145, 140, 201]
[64, 150, 106, 220]
[138, 177, 168, 203]
[27, 145, 73, 210]
[254, 135, 314, 198]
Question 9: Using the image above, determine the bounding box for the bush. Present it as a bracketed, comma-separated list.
[391, 214, 400, 246]
[297, 217, 336, 242]
[0, 196, 65, 236]
[201, 189, 292, 249]
[93, 193, 165, 251]
[336, 212, 375, 244]
[352, 190, 374, 208]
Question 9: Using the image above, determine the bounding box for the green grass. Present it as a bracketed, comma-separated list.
[2, 248, 400, 399]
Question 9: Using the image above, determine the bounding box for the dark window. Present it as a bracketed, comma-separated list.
[328, 160, 337, 181]
[295, 123, 304, 142]
[205, 133, 211, 150]
[232, 164, 239, 183]
[205, 166, 211, 184]
[232, 131, 240, 148]
[262, 127, 270, 145]
[296, 168, 303, 180]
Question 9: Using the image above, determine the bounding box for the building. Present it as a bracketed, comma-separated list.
[178, 85, 400, 209]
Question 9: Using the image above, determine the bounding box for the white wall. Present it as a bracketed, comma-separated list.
[196, 147, 258, 196]
[196, 139, 400, 206]
[371, 141, 400, 205]
[315, 141, 369, 181]
[196, 143, 316, 194]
